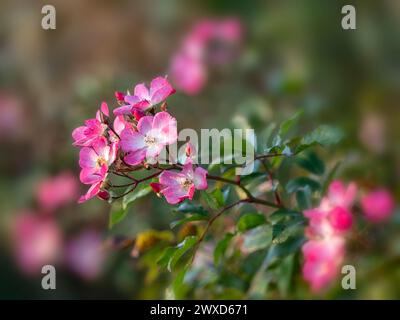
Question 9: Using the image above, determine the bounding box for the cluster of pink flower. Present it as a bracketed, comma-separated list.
[170, 18, 242, 95]
[302, 181, 395, 292]
[72, 76, 208, 205]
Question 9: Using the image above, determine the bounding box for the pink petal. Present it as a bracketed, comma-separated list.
[131, 100, 151, 111]
[149, 76, 176, 105]
[145, 143, 164, 160]
[151, 111, 177, 145]
[137, 115, 154, 135]
[108, 142, 118, 165]
[124, 148, 147, 165]
[113, 105, 133, 115]
[72, 126, 87, 146]
[100, 102, 109, 117]
[161, 186, 189, 204]
[120, 129, 145, 152]
[91, 137, 108, 157]
[79, 166, 107, 185]
[134, 83, 150, 100]
[78, 181, 102, 203]
[124, 95, 141, 105]
[79, 147, 98, 169]
[159, 170, 185, 187]
[193, 166, 208, 190]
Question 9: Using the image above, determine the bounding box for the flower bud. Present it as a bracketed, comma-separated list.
[115, 91, 125, 102]
[132, 109, 145, 121]
[97, 190, 110, 201]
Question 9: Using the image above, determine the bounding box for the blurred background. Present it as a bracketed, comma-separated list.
[0, 0, 399, 299]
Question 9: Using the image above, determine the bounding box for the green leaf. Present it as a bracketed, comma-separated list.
[296, 152, 325, 175]
[172, 266, 190, 299]
[278, 110, 303, 137]
[108, 201, 128, 229]
[266, 235, 306, 262]
[298, 125, 344, 152]
[269, 209, 303, 224]
[237, 213, 266, 232]
[243, 225, 273, 252]
[296, 187, 312, 210]
[122, 184, 152, 210]
[211, 188, 225, 207]
[157, 236, 198, 272]
[173, 202, 208, 215]
[272, 219, 305, 245]
[170, 214, 208, 229]
[201, 190, 224, 210]
[214, 233, 234, 265]
[240, 172, 267, 186]
[157, 247, 176, 269]
[285, 177, 321, 194]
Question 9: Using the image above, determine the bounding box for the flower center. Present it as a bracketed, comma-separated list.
[181, 178, 193, 190]
[144, 135, 156, 146]
[97, 157, 106, 167]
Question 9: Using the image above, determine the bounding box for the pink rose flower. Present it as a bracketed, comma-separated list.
[158, 160, 208, 204]
[36, 171, 79, 212]
[113, 76, 175, 115]
[120, 111, 177, 165]
[361, 189, 395, 223]
[72, 102, 109, 147]
[302, 238, 345, 293]
[78, 137, 117, 203]
[13, 213, 62, 275]
[302, 180, 357, 292]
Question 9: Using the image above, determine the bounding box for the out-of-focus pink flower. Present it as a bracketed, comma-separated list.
[328, 206, 353, 232]
[72, 102, 109, 147]
[358, 113, 387, 154]
[327, 180, 357, 208]
[302, 238, 345, 293]
[302, 180, 357, 293]
[113, 77, 175, 115]
[170, 54, 206, 95]
[0, 92, 25, 139]
[36, 172, 79, 212]
[361, 189, 395, 223]
[170, 18, 242, 95]
[158, 160, 208, 204]
[13, 213, 62, 275]
[65, 230, 105, 280]
[120, 111, 177, 165]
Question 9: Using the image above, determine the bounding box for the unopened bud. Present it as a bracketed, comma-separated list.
[97, 190, 110, 201]
[115, 91, 125, 102]
[150, 182, 162, 193]
[132, 109, 145, 121]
